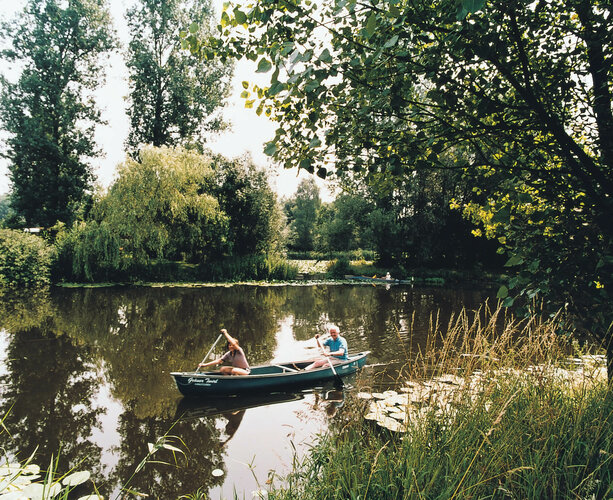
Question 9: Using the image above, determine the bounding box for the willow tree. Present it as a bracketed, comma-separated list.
[124, 0, 232, 158]
[186, 0, 613, 375]
[0, 0, 116, 227]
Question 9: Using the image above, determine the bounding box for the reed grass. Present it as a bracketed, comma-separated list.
[269, 304, 613, 499]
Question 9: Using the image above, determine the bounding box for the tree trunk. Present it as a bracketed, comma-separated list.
[607, 336, 613, 386]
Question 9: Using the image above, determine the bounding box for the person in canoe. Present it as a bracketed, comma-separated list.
[198, 329, 251, 375]
[304, 324, 348, 370]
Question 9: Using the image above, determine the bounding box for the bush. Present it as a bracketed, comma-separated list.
[203, 254, 299, 281]
[327, 257, 353, 278]
[0, 229, 53, 286]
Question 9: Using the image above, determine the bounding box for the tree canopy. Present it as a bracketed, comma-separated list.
[0, 0, 116, 227]
[124, 0, 232, 157]
[187, 0, 613, 370]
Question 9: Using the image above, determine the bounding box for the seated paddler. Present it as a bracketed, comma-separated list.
[198, 328, 251, 376]
[304, 324, 348, 371]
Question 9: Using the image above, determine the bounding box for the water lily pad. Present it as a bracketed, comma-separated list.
[377, 416, 405, 433]
[78, 496, 105, 500]
[0, 464, 22, 477]
[356, 392, 373, 400]
[62, 471, 91, 487]
[0, 491, 27, 500]
[212, 468, 224, 477]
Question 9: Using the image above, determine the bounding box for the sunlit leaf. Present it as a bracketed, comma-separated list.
[233, 8, 247, 24]
[161, 443, 184, 454]
[496, 285, 508, 299]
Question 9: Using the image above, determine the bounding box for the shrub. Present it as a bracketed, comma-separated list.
[203, 254, 299, 281]
[0, 229, 53, 286]
[327, 257, 353, 278]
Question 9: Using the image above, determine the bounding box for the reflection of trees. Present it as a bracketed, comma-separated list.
[101, 404, 229, 498]
[0, 323, 104, 480]
[0, 284, 492, 498]
[49, 286, 286, 418]
[279, 284, 491, 365]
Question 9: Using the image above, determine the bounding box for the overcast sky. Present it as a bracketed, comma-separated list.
[0, 0, 332, 201]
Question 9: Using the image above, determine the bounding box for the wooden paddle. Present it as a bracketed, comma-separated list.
[317, 335, 344, 387]
[195, 333, 223, 373]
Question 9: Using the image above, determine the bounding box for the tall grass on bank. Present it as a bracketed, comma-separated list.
[270, 306, 613, 499]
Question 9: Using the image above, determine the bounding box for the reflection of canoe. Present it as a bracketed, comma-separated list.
[171, 351, 370, 397]
[175, 391, 305, 420]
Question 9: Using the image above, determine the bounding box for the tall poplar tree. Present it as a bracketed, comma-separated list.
[124, 0, 232, 158]
[0, 0, 116, 227]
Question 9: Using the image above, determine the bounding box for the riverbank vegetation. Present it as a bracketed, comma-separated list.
[268, 306, 612, 499]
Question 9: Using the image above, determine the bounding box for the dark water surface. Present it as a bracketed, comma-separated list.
[0, 283, 492, 499]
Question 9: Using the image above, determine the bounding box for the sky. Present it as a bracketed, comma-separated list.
[0, 0, 333, 201]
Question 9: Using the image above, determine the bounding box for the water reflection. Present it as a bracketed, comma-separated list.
[0, 283, 492, 498]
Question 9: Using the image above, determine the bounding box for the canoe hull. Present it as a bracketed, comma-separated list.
[171, 351, 370, 397]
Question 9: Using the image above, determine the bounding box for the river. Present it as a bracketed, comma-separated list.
[0, 283, 492, 499]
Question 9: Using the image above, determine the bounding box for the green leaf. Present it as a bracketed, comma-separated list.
[299, 158, 313, 171]
[264, 142, 278, 156]
[233, 8, 247, 24]
[319, 48, 332, 63]
[268, 81, 284, 96]
[504, 255, 523, 267]
[309, 137, 321, 148]
[491, 205, 511, 224]
[463, 0, 486, 14]
[496, 285, 508, 299]
[256, 58, 272, 73]
[384, 35, 399, 48]
[366, 12, 377, 38]
[189, 22, 199, 34]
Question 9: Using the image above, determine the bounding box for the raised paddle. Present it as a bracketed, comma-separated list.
[317, 337, 344, 387]
[195, 333, 223, 373]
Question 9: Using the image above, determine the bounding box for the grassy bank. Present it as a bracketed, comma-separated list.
[267, 307, 612, 499]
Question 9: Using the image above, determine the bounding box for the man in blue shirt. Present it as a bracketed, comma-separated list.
[304, 325, 348, 370]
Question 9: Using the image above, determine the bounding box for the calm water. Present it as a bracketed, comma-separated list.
[0, 283, 492, 499]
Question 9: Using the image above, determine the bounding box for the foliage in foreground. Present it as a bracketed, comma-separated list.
[270, 307, 613, 499]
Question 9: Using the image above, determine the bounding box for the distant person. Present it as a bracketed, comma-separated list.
[304, 325, 348, 370]
[198, 329, 250, 375]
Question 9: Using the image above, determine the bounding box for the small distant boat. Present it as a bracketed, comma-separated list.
[345, 275, 408, 284]
[171, 351, 370, 397]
